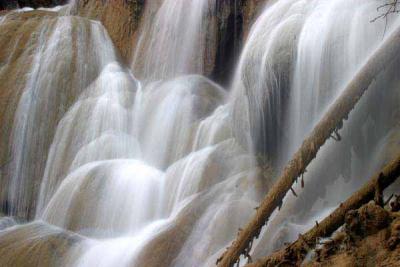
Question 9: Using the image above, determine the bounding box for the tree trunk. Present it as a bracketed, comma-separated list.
[245, 153, 400, 267]
[217, 25, 400, 267]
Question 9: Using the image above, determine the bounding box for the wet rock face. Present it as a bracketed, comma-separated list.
[206, 0, 270, 85]
[0, 222, 83, 267]
[209, 0, 243, 85]
[0, 11, 121, 219]
[0, 10, 58, 216]
[0, 0, 270, 82]
[72, 0, 145, 62]
[17, 0, 67, 8]
[72, 0, 268, 83]
[0, 0, 270, 218]
[241, 0, 269, 37]
[0, 0, 67, 10]
[0, 0, 18, 10]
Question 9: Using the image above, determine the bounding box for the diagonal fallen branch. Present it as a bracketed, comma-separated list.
[245, 152, 400, 267]
[216, 25, 400, 267]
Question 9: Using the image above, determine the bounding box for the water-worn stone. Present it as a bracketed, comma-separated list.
[72, 0, 145, 62]
[0, 222, 83, 267]
[0, 0, 66, 10]
[0, 10, 57, 214]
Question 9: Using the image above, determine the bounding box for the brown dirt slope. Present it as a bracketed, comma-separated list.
[307, 202, 400, 267]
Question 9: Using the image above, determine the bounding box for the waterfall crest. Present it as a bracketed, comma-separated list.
[132, 0, 215, 81]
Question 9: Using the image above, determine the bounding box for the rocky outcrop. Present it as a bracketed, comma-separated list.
[0, 0, 67, 10]
[0, 11, 121, 219]
[1, 0, 270, 87]
[208, 0, 243, 84]
[72, 0, 145, 62]
[143, 0, 268, 83]
[0, 0, 271, 219]
[17, 0, 66, 8]
[0, 1, 18, 10]
[70, 0, 269, 83]
[0, 222, 83, 267]
[0, 10, 58, 215]
[210, 0, 270, 84]
[203, 0, 270, 84]
[241, 0, 269, 37]
[133, 193, 210, 267]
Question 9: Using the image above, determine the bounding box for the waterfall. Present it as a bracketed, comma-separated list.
[1, 0, 400, 266]
[231, 0, 400, 257]
[132, 0, 215, 81]
[35, 61, 140, 215]
[1, 1, 260, 266]
[286, 0, 400, 159]
[5, 15, 117, 218]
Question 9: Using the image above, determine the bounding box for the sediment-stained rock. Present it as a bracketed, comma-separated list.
[0, 221, 83, 267]
[71, 0, 145, 62]
[0, 11, 123, 219]
[0, 10, 58, 215]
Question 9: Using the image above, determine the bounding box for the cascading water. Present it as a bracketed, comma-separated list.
[231, 0, 400, 257]
[1, 1, 260, 266]
[5, 15, 117, 218]
[132, 0, 215, 81]
[1, 0, 400, 266]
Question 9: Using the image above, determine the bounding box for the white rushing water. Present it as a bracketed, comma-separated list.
[132, 0, 215, 81]
[1, 0, 400, 266]
[232, 0, 400, 258]
[6, 15, 115, 218]
[1, 2, 260, 266]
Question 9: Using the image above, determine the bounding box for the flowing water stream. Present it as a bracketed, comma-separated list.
[1, 0, 400, 266]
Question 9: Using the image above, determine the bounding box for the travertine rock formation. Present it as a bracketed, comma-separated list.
[0, 0, 66, 10]
[0, 10, 58, 215]
[71, 0, 145, 62]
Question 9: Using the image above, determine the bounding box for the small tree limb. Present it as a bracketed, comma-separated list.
[216, 25, 400, 267]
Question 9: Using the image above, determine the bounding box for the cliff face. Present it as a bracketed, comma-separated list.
[242, 0, 268, 37]
[0, 10, 58, 215]
[0, 0, 270, 219]
[0, 9, 124, 219]
[71, 0, 145, 62]
[72, 0, 268, 83]
[0, 222, 82, 267]
[1, 0, 269, 83]
[201, 0, 270, 84]
[209, 0, 270, 84]
[208, 0, 243, 84]
[0, 0, 67, 10]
